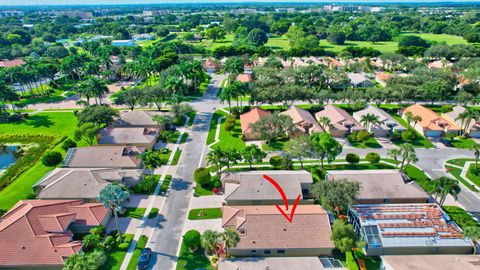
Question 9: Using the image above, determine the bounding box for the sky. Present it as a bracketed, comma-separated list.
[0, 0, 478, 6]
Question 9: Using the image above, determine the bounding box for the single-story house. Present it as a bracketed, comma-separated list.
[353, 105, 406, 137]
[62, 146, 145, 169]
[218, 257, 346, 270]
[375, 72, 393, 87]
[315, 105, 364, 137]
[349, 204, 473, 256]
[34, 168, 144, 201]
[427, 60, 452, 69]
[280, 106, 324, 135]
[222, 170, 313, 206]
[326, 170, 430, 204]
[402, 104, 460, 137]
[203, 58, 218, 73]
[222, 205, 334, 257]
[380, 255, 480, 270]
[111, 39, 135, 47]
[442, 105, 480, 138]
[0, 200, 110, 269]
[113, 110, 163, 128]
[347, 73, 375, 88]
[239, 107, 271, 140]
[236, 74, 253, 84]
[97, 127, 160, 149]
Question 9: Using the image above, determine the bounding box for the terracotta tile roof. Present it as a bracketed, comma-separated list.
[0, 59, 25, 68]
[402, 104, 460, 131]
[280, 106, 324, 134]
[237, 74, 253, 83]
[222, 205, 333, 250]
[239, 107, 271, 136]
[0, 200, 107, 267]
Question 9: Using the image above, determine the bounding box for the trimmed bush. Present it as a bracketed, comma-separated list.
[441, 104, 453, 113]
[269, 155, 283, 168]
[61, 138, 77, 151]
[183, 230, 201, 252]
[401, 129, 416, 142]
[346, 153, 360, 164]
[194, 167, 211, 187]
[365, 152, 381, 165]
[213, 179, 222, 188]
[355, 130, 370, 142]
[41, 151, 63, 167]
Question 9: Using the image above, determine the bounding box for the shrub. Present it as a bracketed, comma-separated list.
[355, 130, 370, 142]
[346, 153, 360, 164]
[350, 101, 366, 112]
[117, 242, 130, 250]
[133, 175, 158, 194]
[102, 235, 115, 251]
[41, 151, 63, 166]
[90, 225, 106, 236]
[365, 152, 381, 165]
[213, 179, 222, 188]
[148, 208, 159, 219]
[224, 118, 235, 133]
[441, 104, 453, 113]
[401, 130, 416, 142]
[61, 138, 77, 151]
[183, 230, 201, 252]
[269, 155, 283, 168]
[194, 167, 211, 187]
[82, 233, 101, 252]
[390, 131, 401, 141]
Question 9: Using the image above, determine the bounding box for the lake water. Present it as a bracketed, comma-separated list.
[0, 145, 20, 173]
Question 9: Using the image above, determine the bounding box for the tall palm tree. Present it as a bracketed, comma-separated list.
[404, 111, 413, 129]
[411, 115, 422, 130]
[224, 57, 244, 81]
[163, 75, 186, 96]
[387, 149, 401, 167]
[207, 148, 226, 174]
[97, 184, 130, 243]
[435, 176, 461, 206]
[463, 226, 480, 255]
[473, 143, 480, 170]
[456, 109, 479, 137]
[317, 116, 334, 133]
[398, 143, 417, 168]
[360, 113, 380, 133]
[200, 230, 221, 256]
[0, 82, 18, 112]
[222, 227, 240, 256]
[219, 85, 234, 108]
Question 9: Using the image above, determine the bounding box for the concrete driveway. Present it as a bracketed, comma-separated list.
[375, 137, 398, 149]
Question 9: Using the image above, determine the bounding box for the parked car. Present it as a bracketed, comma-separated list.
[137, 247, 152, 270]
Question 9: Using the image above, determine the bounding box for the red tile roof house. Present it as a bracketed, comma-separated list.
[239, 107, 272, 140]
[402, 104, 460, 138]
[0, 200, 110, 269]
[222, 205, 334, 257]
[236, 74, 253, 83]
[315, 105, 364, 138]
[0, 58, 25, 68]
[203, 58, 218, 73]
[280, 106, 325, 136]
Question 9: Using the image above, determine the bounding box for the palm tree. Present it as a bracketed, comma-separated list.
[463, 226, 480, 255]
[222, 227, 240, 256]
[219, 85, 234, 108]
[387, 149, 401, 167]
[435, 176, 461, 206]
[317, 116, 334, 133]
[398, 143, 417, 168]
[97, 184, 130, 243]
[0, 82, 18, 112]
[360, 113, 380, 133]
[200, 230, 221, 256]
[456, 109, 479, 137]
[224, 57, 244, 81]
[163, 75, 186, 96]
[207, 148, 226, 174]
[411, 115, 422, 130]
[474, 143, 480, 170]
[404, 111, 413, 129]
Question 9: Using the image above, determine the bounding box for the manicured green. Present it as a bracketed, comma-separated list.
[163, 130, 182, 143]
[126, 235, 149, 270]
[354, 250, 381, 270]
[176, 237, 214, 270]
[101, 234, 134, 270]
[445, 165, 479, 192]
[348, 137, 382, 149]
[213, 113, 245, 150]
[206, 111, 225, 145]
[466, 164, 480, 187]
[406, 32, 468, 45]
[160, 175, 173, 194]
[345, 251, 360, 270]
[188, 208, 222, 220]
[0, 112, 79, 136]
[390, 114, 434, 148]
[148, 208, 159, 219]
[451, 138, 476, 149]
[402, 164, 432, 192]
[446, 158, 474, 167]
[186, 112, 196, 126]
[262, 139, 288, 151]
[194, 175, 214, 196]
[265, 35, 290, 50]
[443, 206, 480, 229]
[171, 149, 182, 165]
[121, 208, 146, 219]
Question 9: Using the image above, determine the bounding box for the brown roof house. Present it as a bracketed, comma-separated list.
[203, 58, 219, 73]
[0, 200, 110, 269]
[113, 110, 164, 128]
[353, 105, 406, 137]
[326, 170, 430, 204]
[237, 74, 253, 84]
[402, 104, 460, 138]
[239, 107, 271, 140]
[0, 58, 25, 68]
[280, 106, 324, 136]
[218, 257, 346, 270]
[222, 205, 334, 257]
[442, 105, 480, 138]
[315, 105, 364, 137]
[222, 170, 313, 206]
[34, 168, 143, 201]
[381, 255, 480, 270]
[347, 73, 375, 88]
[62, 146, 145, 169]
[97, 127, 160, 149]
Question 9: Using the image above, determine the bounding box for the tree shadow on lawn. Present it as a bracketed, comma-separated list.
[7, 115, 55, 128]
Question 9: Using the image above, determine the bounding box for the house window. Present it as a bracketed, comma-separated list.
[251, 250, 256, 253]
[277, 250, 286, 254]
[264, 250, 271, 255]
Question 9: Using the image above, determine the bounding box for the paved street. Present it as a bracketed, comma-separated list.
[147, 74, 225, 270]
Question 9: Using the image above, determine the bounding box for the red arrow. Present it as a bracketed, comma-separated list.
[262, 174, 301, 223]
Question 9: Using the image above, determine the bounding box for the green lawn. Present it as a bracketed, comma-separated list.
[176, 237, 214, 270]
[445, 158, 474, 167]
[442, 206, 480, 229]
[265, 35, 290, 50]
[121, 208, 146, 219]
[171, 149, 182, 165]
[348, 137, 382, 149]
[450, 137, 476, 149]
[206, 111, 225, 145]
[402, 164, 432, 192]
[188, 208, 222, 220]
[405, 32, 468, 45]
[465, 164, 480, 187]
[354, 250, 381, 270]
[208, 110, 245, 150]
[390, 114, 434, 148]
[160, 174, 172, 194]
[320, 39, 398, 54]
[0, 112, 79, 136]
[445, 164, 479, 192]
[262, 139, 288, 151]
[126, 235, 149, 270]
[102, 234, 134, 270]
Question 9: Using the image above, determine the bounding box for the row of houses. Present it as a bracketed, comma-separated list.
[217, 169, 475, 270]
[0, 111, 165, 269]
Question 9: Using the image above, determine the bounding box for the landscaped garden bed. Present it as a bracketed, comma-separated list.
[188, 208, 222, 220]
[442, 206, 480, 229]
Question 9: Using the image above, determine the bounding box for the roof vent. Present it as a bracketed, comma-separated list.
[283, 228, 287, 231]
[252, 240, 256, 244]
[21, 246, 26, 249]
